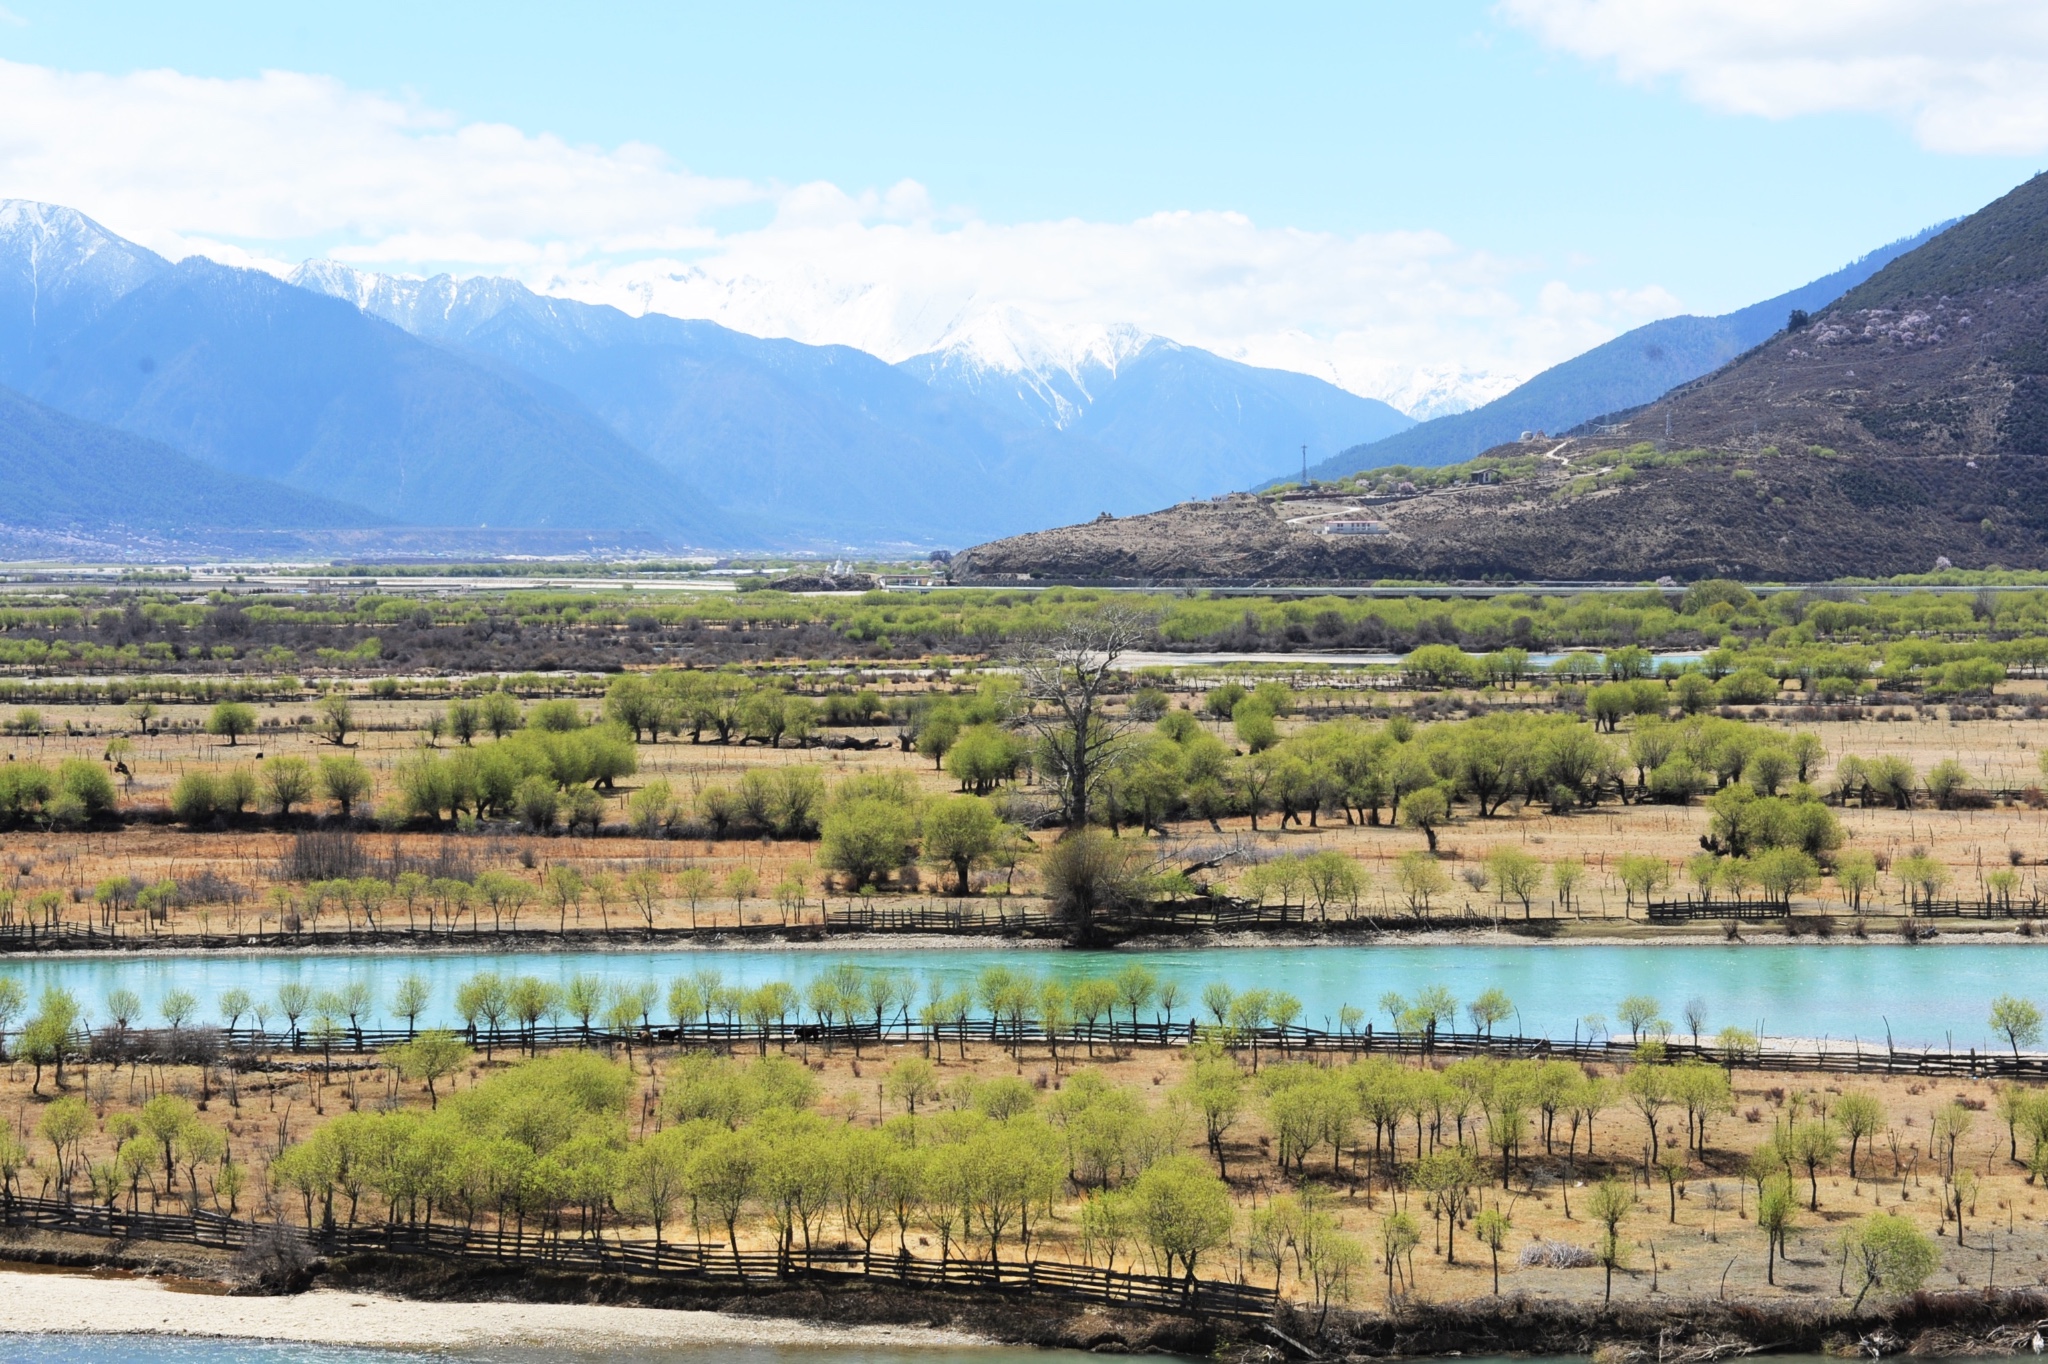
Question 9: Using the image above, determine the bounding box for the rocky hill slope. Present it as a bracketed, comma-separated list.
[955, 173, 2048, 584]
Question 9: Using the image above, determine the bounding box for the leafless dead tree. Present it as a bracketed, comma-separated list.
[1014, 608, 1151, 832]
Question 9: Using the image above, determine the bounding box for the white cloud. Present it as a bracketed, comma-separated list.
[1499, 0, 2048, 154]
[0, 58, 759, 260]
[540, 198, 1678, 411]
[0, 56, 1681, 413]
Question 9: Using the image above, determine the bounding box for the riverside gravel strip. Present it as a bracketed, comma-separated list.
[0, 1266, 992, 1350]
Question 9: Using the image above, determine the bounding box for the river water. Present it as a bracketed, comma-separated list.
[1, 941, 2036, 1049]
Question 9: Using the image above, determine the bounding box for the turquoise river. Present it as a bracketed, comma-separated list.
[1, 941, 2041, 1048]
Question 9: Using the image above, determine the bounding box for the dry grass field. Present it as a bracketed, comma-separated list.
[3, 682, 2048, 936]
[4, 1027, 2044, 1311]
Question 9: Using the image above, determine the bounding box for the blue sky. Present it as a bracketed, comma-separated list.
[0, 1, 2040, 410]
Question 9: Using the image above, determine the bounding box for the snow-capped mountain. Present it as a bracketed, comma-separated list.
[289, 259, 548, 344]
[0, 215, 709, 539]
[299, 260, 1416, 509]
[289, 260, 1161, 544]
[1376, 367, 1521, 422]
[898, 308, 1157, 429]
[0, 200, 168, 384]
[899, 307, 1415, 490]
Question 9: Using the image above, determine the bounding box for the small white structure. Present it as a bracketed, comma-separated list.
[1321, 520, 1390, 536]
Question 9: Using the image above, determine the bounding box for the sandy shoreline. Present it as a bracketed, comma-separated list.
[1129, 925, 2048, 949]
[0, 933, 1064, 962]
[0, 1269, 991, 1350]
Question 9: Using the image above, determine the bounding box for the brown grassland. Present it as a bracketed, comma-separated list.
[3, 1027, 2046, 1311]
[2, 679, 2047, 937]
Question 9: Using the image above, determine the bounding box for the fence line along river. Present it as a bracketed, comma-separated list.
[0, 942, 2037, 1050]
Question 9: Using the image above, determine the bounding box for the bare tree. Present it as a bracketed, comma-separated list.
[1015, 609, 1150, 832]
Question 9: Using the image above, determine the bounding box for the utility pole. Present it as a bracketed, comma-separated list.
[1301, 444, 1309, 488]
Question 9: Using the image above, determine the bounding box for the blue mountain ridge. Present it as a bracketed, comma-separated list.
[13, 261, 715, 538]
[0, 381, 380, 535]
[0, 197, 1956, 550]
[1304, 222, 1952, 480]
[289, 265, 1152, 547]
[292, 264, 1411, 545]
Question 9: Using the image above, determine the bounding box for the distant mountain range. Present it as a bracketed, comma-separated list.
[0, 194, 1423, 552]
[291, 263, 1112, 545]
[0, 193, 1975, 556]
[1303, 224, 1950, 480]
[292, 263, 1412, 544]
[0, 203, 714, 545]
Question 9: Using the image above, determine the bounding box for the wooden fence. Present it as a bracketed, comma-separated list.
[1645, 898, 1788, 922]
[14, 888, 2035, 952]
[1896, 897, 2046, 920]
[0, 1194, 1276, 1321]
[823, 900, 1062, 934]
[0, 905, 1055, 952]
[0, 923, 796, 951]
[47, 1013, 2048, 1083]
[1113, 899, 1325, 931]
[1646, 896, 2044, 923]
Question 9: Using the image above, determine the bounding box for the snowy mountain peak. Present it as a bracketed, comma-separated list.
[0, 199, 137, 252]
[898, 309, 1176, 429]
[926, 308, 1161, 381]
[1378, 367, 1519, 422]
[286, 258, 384, 309]
[287, 260, 541, 342]
[0, 199, 166, 319]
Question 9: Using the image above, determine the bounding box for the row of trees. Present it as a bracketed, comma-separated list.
[7, 965, 2014, 1314]
[389, 725, 637, 827]
[601, 672, 836, 748]
[1830, 753, 2012, 811]
[15, 967, 2041, 1092]
[168, 753, 372, 827]
[13, 1021, 1951, 1313]
[1077, 705, 1847, 855]
[266, 1049, 1239, 1286]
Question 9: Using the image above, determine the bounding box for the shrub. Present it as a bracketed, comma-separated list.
[922, 795, 1007, 895]
[1202, 683, 1247, 720]
[819, 797, 919, 888]
[1232, 701, 1278, 753]
[0, 762, 54, 827]
[528, 699, 585, 732]
[1128, 687, 1169, 721]
[1041, 829, 1150, 933]
[1847, 1211, 1940, 1307]
[317, 754, 373, 818]
[1717, 669, 1779, 705]
[170, 772, 223, 827]
[1518, 1239, 1597, 1268]
[55, 760, 116, 821]
[515, 775, 559, 832]
[945, 724, 1027, 794]
[1403, 644, 1474, 689]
